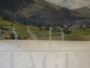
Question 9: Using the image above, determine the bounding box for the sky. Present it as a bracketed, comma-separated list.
[45, 0, 90, 9]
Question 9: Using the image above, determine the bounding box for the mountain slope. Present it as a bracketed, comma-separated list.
[0, 0, 34, 10]
[73, 7, 90, 19]
[3, 0, 80, 26]
[0, 0, 89, 26]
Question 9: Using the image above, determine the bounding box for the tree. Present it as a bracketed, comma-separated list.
[0, 24, 2, 29]
[38, 22, 42, 30]
[63, 27, 71, 34]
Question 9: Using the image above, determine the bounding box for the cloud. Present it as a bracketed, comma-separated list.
[45, 0, 90, 9]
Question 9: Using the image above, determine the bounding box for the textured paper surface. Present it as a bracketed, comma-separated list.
[0, 41, 90, 68]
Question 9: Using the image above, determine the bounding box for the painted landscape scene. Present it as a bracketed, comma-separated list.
[0, 0, 90, 40]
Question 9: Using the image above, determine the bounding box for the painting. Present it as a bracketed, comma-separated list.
[0, 0, 90, 40]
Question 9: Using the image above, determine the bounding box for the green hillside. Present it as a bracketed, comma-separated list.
[0, 17, 90, 40]
[0, 17, 54, 40]
[0, 17, 40, 39]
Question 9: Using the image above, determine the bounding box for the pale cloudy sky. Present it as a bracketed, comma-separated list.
[45, 0, 90, 9]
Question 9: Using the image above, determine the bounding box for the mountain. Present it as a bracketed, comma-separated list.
[0, 0, 81, 26]
[0, 0, 90, 27]
[0, 0, 33, 9]
[73, 7, 90, 19]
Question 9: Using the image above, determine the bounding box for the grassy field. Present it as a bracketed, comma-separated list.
[0, 17, 90, 40]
